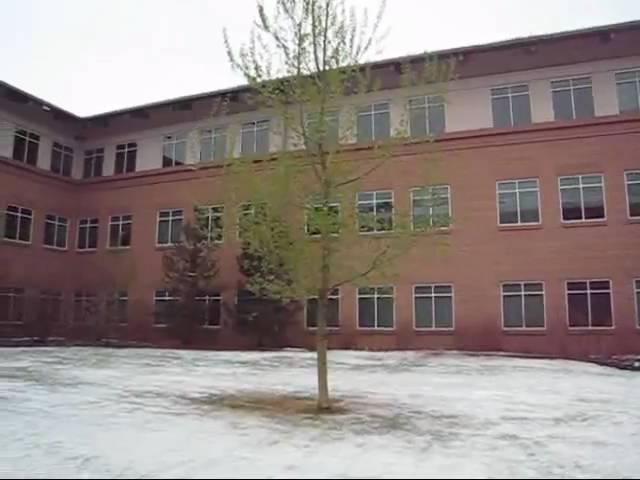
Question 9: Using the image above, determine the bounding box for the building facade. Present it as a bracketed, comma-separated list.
[1, 21, 640, 357]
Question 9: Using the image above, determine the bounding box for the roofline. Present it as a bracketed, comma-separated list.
[3, 18, 640, 120]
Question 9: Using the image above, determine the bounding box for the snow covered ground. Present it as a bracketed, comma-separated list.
[0, 348, 639, 479]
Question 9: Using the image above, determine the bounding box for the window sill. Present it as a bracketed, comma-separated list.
[561, 220, 607, 228]
[626, 217, 640, 224]
[356, 328, 396, 334]
[411, 227, 452, 236]
[414, 328, 455, 335]
[155, 244, 178, 251]
[106, 246, 131, 253]
[306, 327, 341, 334]
[153, 324, 169, 328]
[567, 327, 615, 335]
[43, 245, 68, 252]
[76, 249, 97, 254]
[1, 239, 32, 248]
[0, 322, 24, 326]
[498, 223, 543, 232]
[502, 328, 547, 335]
[202, 325, 222, 330]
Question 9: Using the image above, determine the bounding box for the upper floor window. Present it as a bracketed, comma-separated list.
[411, 185, 451, 230]
[358, 286, 394, 329]
[409, 95, 445, 137]
[414, 284, 453, 330]
[51, 142, 73, 177]
[3, 205, 33, 243]
[615, 70, 640, 113]
[0, 287, 25, 324]
[238, 202, 266, 239]
[241, 120, 270, 156]
[357, 102, 390, 143]
[200, 128, 227, 162]
[157, 209, 183, 246]
[12, 128, 40, 166]
[491, 85, 531, 128]
[197, 205, 224, 243]
[566, 280, 612, 329]
[305, 202, 340, 237]
[357, 191, 393, 233]
[305, 111, 340, 147]
[551, 77, 594, 121]
[162, 133, 187, 168]
[559, 174, 605, 222]
[43, 214, 68, 249]
[306, 288, 340, 329]
[501, 282, 545, 329]
[195, 291, 222, 328]
[83, 148, 104, 178]
[497, 179, 540, 225]
[108, 214, 132, 248]
[625, 171, 640, 219]
[115, 142, 137, 174]
[77, 218, 99, 251]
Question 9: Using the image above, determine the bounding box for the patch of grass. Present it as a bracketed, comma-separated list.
[198, 392, 350, 416]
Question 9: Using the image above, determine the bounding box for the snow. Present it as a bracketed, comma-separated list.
[0, 348, 639, 479]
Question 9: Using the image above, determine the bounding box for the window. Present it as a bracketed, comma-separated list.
[12, 128, 40, 166]
[114, 143, 137, 174]
[157, 209, 184, 246]
[196, 291, 222, 327]
[357, 102, 390, 143]
[626, 171, 640, 219]
[559, 174, 605, 222]
[237, 289, 260, 317]
[106, 291, 128, 325]
[306, 288, 340, 329]
[0, 288, 25, 324]
[162, 133, 187, 168]
[238, 202, 266, 239]
[411, 186, 451, 230]
[409, 95, 446, 136]
[38, 290, 62, 324]
[497, 179, 540, 225]
[358, 286, 394, 329]
[73, 291, 98, 324]
[414, 284, 453, 330]
[108, 214, 132, 248]
[616, 70, 640, 113]
[241, 120, 270, 156]
[77, 218, 99, 251]
[83, 148, 104, 178]
[154, 289, 179, 326]
[491, 85, 532, 128]
[635, 279, 640, 328]
[51, 142, 74, 177]
[43, 214, 68, 249]
[501, 282, 545, 329]
[357, 191, 393, 233]
[3, 205, 33, 243]
[200, 128, 227, 162]
[566, 280, 613, 328]
[305, 202, 340, 236]
[551, 77, 594, 121]
[305, 111, 340, 147]
[197, 206, 224, 243]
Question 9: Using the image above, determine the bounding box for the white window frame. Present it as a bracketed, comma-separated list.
[76, 217, 99, 251]
[305, 111, 340, 147]
[162, 133, 187, 168]
[490, 84, 531, 128]
[410, 185, 452, 230]
[500, 281, 546, 331]
[550, 76, 593, 120]
[413, 284, 455, 331]
[357, 101, 391, 142]
[496, 178, 541, 226]
[565, 279, 614, 330]
[615, 68, 640, 113]
[305, 202, 341, 237]
[43, 214, 69, 250]
[106, 290, 128, 326]
[3, 204, 33, 244]
[357, 286, 395, 330]
[305, 288, 340, 330]
[558, 174, 606, 223]
[240, 120, 270, 156]
[625, 170, 640, 219]
[12, 127, 40, 165]
[73, 290, 97, 324]
[408, 95, 446, 137]
[83, 148, 104, 178]
[153, 289, 179, 327]
[107, 214, 133, 249]
[50, 141, 74, 177]
[197, 205, 224, 243]
[237, 202, 265, 239]
[114, 142, 137, 174]
[0, 288, 25, 324]
[634, 278, 640, 329]
[357, 190, 394, 234]
[199, 127, 227, 162]
[156, 209, 184, 247]
[195, 291, 223, 328]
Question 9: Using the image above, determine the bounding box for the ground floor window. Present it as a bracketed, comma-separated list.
[39, 290, 63, 324]
[306, 288, 340, 329]
[196, 291, 222, 327]
[502, 282, 545, 329]
[73, 291, 98, 324]
[154, 289, 179, 326]
[414, 284, 453, 329]
[358, 286, 394, 329]
[0, 288, 25, 324]
[106, 291, 128, 325]
[566, 280, 612, 328]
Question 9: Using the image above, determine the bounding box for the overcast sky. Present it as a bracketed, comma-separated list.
[2, 0, 639, 116]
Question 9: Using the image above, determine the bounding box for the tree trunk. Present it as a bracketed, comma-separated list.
[316, 288, 330, 410]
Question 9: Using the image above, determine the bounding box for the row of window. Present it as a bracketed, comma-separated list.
[10, 71, 640, 178]
[3, 280, 639, 330]
[4, 171, 639, 249]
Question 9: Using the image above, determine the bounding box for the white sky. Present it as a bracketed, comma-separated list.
[2, 0, 640, 116]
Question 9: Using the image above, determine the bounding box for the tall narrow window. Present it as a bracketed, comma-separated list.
[491, 85, 532, 128]
[38, 290, 62, 324]
[106, 291, 128, 325]
[616, 70, 640, 113]
[497, 179, 540, 225]
[153, 289, 179, 326]
[358, 286, 394, 329]
[357, 102, 390, 143]
[199, 128, 227, 162]
[414, 284, 453, 330]
[162, 133, 187, 167]
[108, 214, 132, 248]
[357, 191, 393, 233]
[409, 95, 446, 137]
[157, 209, 184, 246]
[43, 214, 68, 249]
[241, 120, 270, 156]
[197, 205, 224, 243]
[195, 291, 222, 327]
[0, 288, 25, 324]
[559, 174, 605, 222]
[566, 280, 613, 328]
[551, 77, 594, 121]
[411, 186, 451, 230]
[238, 203, 266, 239]
[306, 288, 340, 329]
[115, 142, 137, 174]
[12, 128, 40, 166]
[625, 171, 640, 219]
[73, 291, 98, 324]
[51, 142, 73, 177]
[306, 111, 340, 147]
[77, 218, 99, 251]
[83, 148, 104, 178]
[502, 282, 545, 329]
[3, 205, 33, 243]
